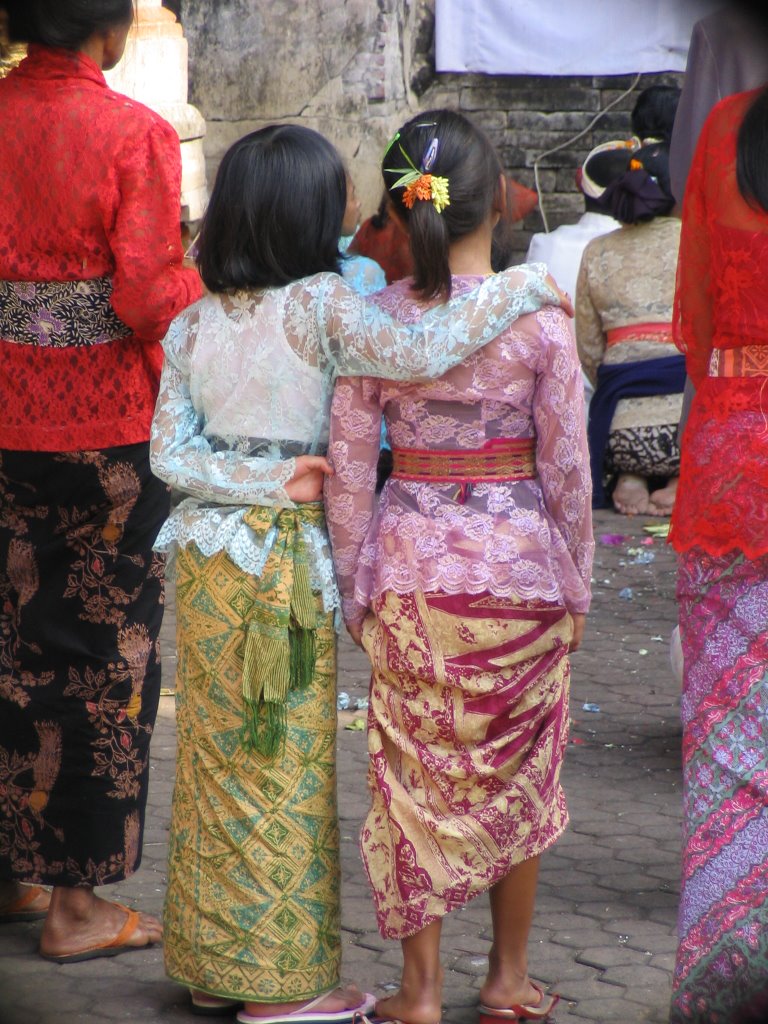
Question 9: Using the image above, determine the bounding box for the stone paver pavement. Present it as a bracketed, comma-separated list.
[0, 510, 682, 1024]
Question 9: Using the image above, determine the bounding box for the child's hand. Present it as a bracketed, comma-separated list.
[346, 620, 365, 647]
[544, 272, 574, 317]
[569, 612, 586, 652]
[285, 455, 333, 503]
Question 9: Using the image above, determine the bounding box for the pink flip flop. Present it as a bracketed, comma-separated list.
[237, 992, 376, 1024]
[478, 984, 560, 1022]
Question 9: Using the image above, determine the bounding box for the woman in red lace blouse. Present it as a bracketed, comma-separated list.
[0, 0, 201, 960]
[669, 84, 768, 1023]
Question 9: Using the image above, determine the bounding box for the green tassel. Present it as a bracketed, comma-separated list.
[241, 697, 288, 758]
[290, 559, 316, 630]
[290, 625, 316, 692]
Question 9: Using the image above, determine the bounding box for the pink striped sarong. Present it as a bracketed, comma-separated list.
[360, 589, 572, 940]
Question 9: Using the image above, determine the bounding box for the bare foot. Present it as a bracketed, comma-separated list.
[243, 984, 366, 1018]
[0, 881, 51, 919]
[375, 972, 443, 1024]
[613, 473, 650, 516]
[647, 476, 678, 517]
[39, 887, 161, 958]
[191, 989, 241, 1010]
[480, 972, 547, 1013]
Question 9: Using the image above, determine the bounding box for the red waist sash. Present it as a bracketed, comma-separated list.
[606, 322, 673, 348]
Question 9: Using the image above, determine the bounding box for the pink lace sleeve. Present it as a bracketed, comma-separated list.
[325, 376, 382, 626]
[532, 308, 594, 612]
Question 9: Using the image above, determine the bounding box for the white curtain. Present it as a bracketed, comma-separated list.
[435, 0, 716, 75]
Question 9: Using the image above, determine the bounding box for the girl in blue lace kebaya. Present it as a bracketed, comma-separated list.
[149, 123, 568, 1022]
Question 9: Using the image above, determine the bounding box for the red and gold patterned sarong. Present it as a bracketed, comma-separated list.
[360, 589, 572, 940]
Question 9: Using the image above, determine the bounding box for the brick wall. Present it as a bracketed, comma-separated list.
[421, 71, 683, 265]
[181, 0, 682, 266]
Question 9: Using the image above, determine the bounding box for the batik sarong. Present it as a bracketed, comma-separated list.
[671, 548, 768, 1024]
[163, 530, 340, 1003]
[0, 443, 168, 886]
[360, 589, 571, 940]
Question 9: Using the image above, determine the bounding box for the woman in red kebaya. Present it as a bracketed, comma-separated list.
[669, 81, 768, 1023]
[0, 0, 200, 961]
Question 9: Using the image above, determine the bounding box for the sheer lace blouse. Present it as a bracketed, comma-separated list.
[671, 89, 768, 558]
[325, 277, 594, 626]
[150, 266, 559, 610]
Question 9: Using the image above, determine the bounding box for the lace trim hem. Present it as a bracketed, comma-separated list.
[156, 504, 340, 613]
[667, 530, 768, 562]
[355, 568, 590, 616]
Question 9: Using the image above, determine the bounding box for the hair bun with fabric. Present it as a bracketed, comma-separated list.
[595, 141, 675, 224]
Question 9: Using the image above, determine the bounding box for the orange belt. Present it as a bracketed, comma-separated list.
[391, 438, 536, 484]
[708, 345, 768, 378]
[606, 321, 674, 348]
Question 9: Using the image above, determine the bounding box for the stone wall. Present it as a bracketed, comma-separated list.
[181, 0, 681, 264]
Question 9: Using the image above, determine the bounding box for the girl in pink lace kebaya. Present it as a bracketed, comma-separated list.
[325, 110, 594, 1024]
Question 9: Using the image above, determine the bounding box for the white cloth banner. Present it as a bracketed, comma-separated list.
[435, 0, 715, 76]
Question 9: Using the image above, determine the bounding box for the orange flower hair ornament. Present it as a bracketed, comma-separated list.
[385, 131, 450, 213]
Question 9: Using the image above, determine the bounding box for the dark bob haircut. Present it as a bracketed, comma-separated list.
[197, 124, 347, 293]
[4, 0, 133, 49]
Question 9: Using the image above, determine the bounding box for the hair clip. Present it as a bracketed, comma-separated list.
[421, 138, 439, 173]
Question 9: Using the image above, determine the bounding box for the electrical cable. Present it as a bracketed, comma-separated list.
[533, 71, 642, 232]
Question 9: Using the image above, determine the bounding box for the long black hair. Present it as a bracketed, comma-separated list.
[736, 85, 768, 213]
[631, 85, 681, 143]
[197, 124, 347, 293]
[382, 109, 502, 299]
[3, 0, 133, 49]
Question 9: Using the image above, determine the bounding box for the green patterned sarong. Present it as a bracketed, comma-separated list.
[163, 514, 340, 1002]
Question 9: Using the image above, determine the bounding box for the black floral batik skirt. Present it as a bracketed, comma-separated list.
[0, 443, 170, 887]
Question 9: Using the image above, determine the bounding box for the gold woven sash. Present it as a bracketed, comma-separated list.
[240, 502, 325, 757]
[708, 345, 768, 378]
[391, 438, 536, 483]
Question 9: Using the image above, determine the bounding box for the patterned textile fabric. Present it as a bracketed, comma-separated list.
[671, 89, 768, 557]
[324, 277, 594, 627]
[0, 444, 168, 885]
[151, 265, 567, 615]
[0, 44, 201, 451]
[360, 590, 572, 940]
[671, 548, 768, 1022]
[576, 216, 683, 437]
[0, 278, 132, 347]
[164, 542, 340, 1002]
[606, 423, 679, 478]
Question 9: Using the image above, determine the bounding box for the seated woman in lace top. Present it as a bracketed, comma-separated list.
[148, 124, 569, 1022]
[576, 139, 684, 516]
[325, 109, 594, 1024]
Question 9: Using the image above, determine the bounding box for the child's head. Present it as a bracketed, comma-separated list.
[197, 124, 347, 293]
[382, 109, 502, 299]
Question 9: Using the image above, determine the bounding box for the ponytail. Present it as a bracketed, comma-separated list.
[382, 110, 501, 302]
[406, 192, 452, 299]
